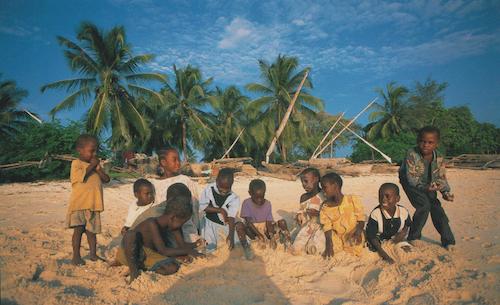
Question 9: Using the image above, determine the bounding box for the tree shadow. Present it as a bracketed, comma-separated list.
[152, 248, 290, 305]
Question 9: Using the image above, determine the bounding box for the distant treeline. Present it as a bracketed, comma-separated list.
[1, 22, 498, 182]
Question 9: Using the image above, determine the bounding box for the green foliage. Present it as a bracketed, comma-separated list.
[41, 22, 166, 150]
[350, 132, 416, 164]
[0, 77, 30, 138]
[0, 121, 84, 182]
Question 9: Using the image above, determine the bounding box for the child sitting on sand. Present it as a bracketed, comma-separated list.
[366, 183, 412, 264]
[199, 168, 252, 259]
[121, 179, 155, 235]
[67, 134, 110, 265]
[291, 168, 326, 255]
[240, 179, 292, 250]
[399, 126, 455, 250]
[320, 172, 365, 259]
[152, 148, 200, 242]
[116, 195, 202, 283]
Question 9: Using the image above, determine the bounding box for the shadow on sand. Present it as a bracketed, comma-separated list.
[151, 248, 290, 305]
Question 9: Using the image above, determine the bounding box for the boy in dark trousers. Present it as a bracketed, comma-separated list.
[399, 126, 455, 250]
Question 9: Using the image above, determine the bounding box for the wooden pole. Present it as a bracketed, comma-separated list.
[220, 128, 245, 159]
[265, 71, 309, 163]
[24, 109, 43, 124]
[310, 112, 345, 159]
[311, 97, 377, 159]
[339, 121, 392, 163]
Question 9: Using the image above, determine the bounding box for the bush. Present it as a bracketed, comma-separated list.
[0, 121, 84, 183]
[350, 132, 417, 164]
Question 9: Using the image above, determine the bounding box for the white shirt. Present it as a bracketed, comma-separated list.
[199, 182, 240, 219]
[124, 202, 154, 227]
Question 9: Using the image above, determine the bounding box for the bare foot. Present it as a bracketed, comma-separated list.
[89, 255, 107, 262]
[72, 256, 86, 266]
[128, 267, 141, 284]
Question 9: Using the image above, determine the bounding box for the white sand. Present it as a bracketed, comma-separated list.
[0, 169, 499, 305]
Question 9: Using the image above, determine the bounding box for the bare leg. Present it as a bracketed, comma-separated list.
[235, 222, 254, 260]
[85, 231, 102, 261]
[123, 231, 142, 283]
[71, 226, 86, 265]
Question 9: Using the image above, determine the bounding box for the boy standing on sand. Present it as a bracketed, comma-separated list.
[152, 148, 200, 242]
[67, 134, 110, 265]
[399, 126, 455, 250]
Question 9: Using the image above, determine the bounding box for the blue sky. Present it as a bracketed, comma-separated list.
[1, 0, 499, 156]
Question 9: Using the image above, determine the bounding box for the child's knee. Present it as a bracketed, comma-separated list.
[235, 221, 246, 232]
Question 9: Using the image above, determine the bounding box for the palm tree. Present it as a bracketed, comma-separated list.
[246, 54, 323, 162]
[160, 65, 213, 160]
[41, 22, 166, 149]
[366, 82, 409, 140]
[0, 78, 30, 139]
[203, 86, 249, 160]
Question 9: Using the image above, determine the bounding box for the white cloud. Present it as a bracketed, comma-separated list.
[218, 17, 259, 49]
[292, 19, 305, 26]
[0, 25, 33, 37]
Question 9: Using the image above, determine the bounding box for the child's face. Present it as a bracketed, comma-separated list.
[301, 172, 319, 193]
[418, 132, 439, 156]
[216, 178, 233, 196]
[135, 185, 155, 206]
[160, 150, 181, 174]
[77, 141, 97, 163]
[249, 188, 266, 206]
[378, 188, 400, 210]
[320, 181, 340, 199]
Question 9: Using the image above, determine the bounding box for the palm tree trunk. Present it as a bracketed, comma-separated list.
[182, 120, 188, 162]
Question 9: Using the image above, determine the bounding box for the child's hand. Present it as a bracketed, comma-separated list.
[220, 209, 229, 224]
[443, 192, 454, 202]
[306, 208, 319, 218]
[350, 228, 363, 245]
[90, 157, 100, 167]
[322, 245, 334, 259]
[295, 213, 305, 226]
[428, 183, 440, 192]
[391, 231, 406, 244]
[121, 226, 129, 235]
[382, 255, 395, 264]
[187, 248, 204, 258]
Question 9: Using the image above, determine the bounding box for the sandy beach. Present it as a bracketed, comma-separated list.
[0, 169, 499, 305]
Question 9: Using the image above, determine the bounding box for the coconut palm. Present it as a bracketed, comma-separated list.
[160, 65, 213, 160]
[246, 54, 324, 162]
[202, 86, 250, 160]
[0, 78, 30, 139]
[41, 22, 166, 149]
[366, 82, 410, 140]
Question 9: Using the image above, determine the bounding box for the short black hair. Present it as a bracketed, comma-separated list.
[417, 126, 440, 142]
[249, 179, 266, 193]
[320, 172, 343, 188]
[158, 148, 179, 161]
[164, 195, 193, 219]
[379, 183, 399, 196]
[300, 167, 320, 179]
[217, 168, 234, 182]
[166, 183, 192, 201]
[133, 178, 154, 193]
[75, 134, 98, 149]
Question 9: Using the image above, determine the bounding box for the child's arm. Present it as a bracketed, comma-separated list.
[95, 164, 110, 183]
[204, 204, 229, 223]
[348, 221, 365, 244]
[323, 230, 334, 259]
[370, 237, 395, 264]
[147, 220, 201, 257]
[244, 218, 265, 240]
[84, 157, 100, 181]
[121, 226, 130, 235]
[392, 226, 409, 244]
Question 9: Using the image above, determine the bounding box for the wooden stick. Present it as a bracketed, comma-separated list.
[265, 71, 309, 164]
[311, 97, 377, 159]
[23, 109, 43, 124]
[220, 128, 245, 159]
[339, 121, 392, 163]
[311, 112, 345, 159]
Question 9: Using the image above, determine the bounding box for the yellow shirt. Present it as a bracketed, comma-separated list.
[67, 159, 104, 213]
[320, 195, 365, 255]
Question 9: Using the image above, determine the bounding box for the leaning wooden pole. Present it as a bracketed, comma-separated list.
[220, 128, 245, 160]
[265, 71, 309, 164]
[339, 122, 392, 163]
[311, 112, 345, 159]
[311, 97, 377, 160]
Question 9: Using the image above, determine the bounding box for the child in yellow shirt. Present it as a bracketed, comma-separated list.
[67, 134, 110, 265]
[320, 172, 365, 258]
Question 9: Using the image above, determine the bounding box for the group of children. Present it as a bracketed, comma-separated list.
[66, 126, 455, 282]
